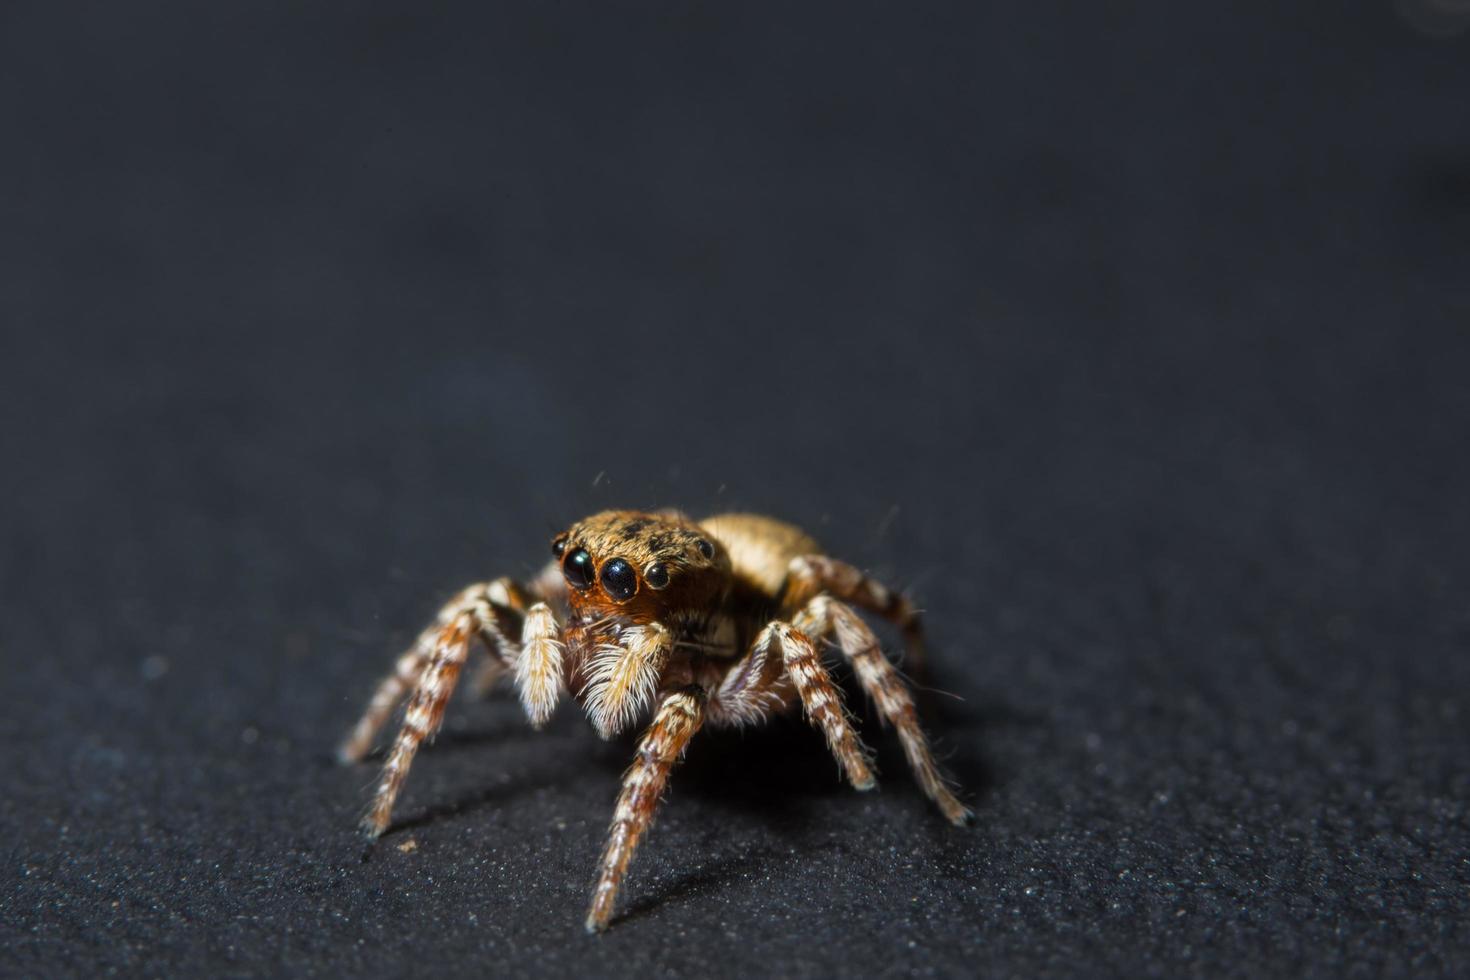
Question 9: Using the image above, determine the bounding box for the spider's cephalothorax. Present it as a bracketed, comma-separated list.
[339, 509, 970, 933]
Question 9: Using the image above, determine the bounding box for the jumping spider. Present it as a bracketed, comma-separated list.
[340, 510, 970, 932]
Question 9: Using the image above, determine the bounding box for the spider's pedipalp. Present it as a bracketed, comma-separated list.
[769, 621, 875, 791]
[515, 601, 565, 727]
[581, 622, 672, 739]
[586, 686, 706, 933]
[797, 596, 971, 826]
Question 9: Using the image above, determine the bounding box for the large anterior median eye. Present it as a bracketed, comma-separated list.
[600, 557, 638, 601]
[562, 548, 595, 590]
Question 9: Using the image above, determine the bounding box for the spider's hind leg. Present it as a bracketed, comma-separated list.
[794, 595, 971, 826]
[772, 621, 876, 791]
[786, 555, 928, 678]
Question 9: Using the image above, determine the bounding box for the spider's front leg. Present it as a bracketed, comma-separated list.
[471, 559, 567, 698]
[338, 579, 534, 765]
[585, 685, 706, 933]
[342, 578, 567, 837]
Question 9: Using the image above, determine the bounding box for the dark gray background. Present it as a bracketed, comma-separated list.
[3, 2, 1468, 977]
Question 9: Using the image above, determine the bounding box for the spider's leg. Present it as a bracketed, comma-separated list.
[586, 686, 705, 933]
[527, 556, 569, 607]
[709, 622, 871, 787]
[786, 555, 927, 677]
[361, 609, 479, 836]
[339, 580, 526, 764]
[795, 596, 971, 826]
[473, 567, 561, 696]
[769, 621, 875, 791]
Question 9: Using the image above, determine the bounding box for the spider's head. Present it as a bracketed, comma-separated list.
[551, 509, 731, 624]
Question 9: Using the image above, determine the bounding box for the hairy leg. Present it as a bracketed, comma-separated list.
[786, 555, 927, 676]
[795, 595, 970, 825]
[339, 579, 526, 764]
[361, 610, 478, 836]
[586, 686, 705, 933]
[473, 566, 561, 695]
[352, 592, 568, 837]
[769, 621, 875, 791]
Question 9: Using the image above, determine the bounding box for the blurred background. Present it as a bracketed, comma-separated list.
[2, 2, 1468, 976]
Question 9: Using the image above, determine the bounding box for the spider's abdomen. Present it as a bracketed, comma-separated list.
[698, 512, 820, 600]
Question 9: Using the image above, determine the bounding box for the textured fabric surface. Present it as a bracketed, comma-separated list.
[3, 3, 1468, 977]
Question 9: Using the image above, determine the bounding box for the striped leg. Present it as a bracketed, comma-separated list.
[473, 558, 567, 697]
[361, 610, 478, 836]
[772, 622, 875, 792]
[473, 574, 546, 695]
[787, 555, 927, 676]
[586, 686, 706, 933]
[339, 579, 527, 764]
[796, 596, 970, 825]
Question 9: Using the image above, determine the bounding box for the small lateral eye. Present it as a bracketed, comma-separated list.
[562, 548, 595, 590]
[644, 562, 670, 589]
[600, 558, 638, 601]
[551, 536, 567, 559]
[696, 538, 715, 560]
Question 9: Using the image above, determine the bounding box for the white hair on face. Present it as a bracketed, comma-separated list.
[582, 622, 672, 739]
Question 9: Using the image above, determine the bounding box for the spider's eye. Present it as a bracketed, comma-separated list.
[551, 536, 567, 559]
[644, 562, 670, 589]
[562, 548, 595, 590]
[696, 538, 715, 560]
[600, 558, 638, 601]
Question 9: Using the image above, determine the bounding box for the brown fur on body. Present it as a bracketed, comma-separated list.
[558, 510, 819, 732]
[341, 508, 969, 934]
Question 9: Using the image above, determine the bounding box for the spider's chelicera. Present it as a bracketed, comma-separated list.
[339, 509, 970, 932]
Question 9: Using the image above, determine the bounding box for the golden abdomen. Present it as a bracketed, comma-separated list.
[699, 512, 819, 599]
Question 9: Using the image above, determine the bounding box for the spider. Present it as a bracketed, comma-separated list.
[339, 509, 970, 932]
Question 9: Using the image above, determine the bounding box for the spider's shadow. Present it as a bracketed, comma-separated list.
[383, 769, 565, 835]
[346, 705, 573, 839]
[345, 700, 535, 765]
[614, 851, 775, 928]
[601, 674, 1010, 824]
[353, 673, 1024, 841]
